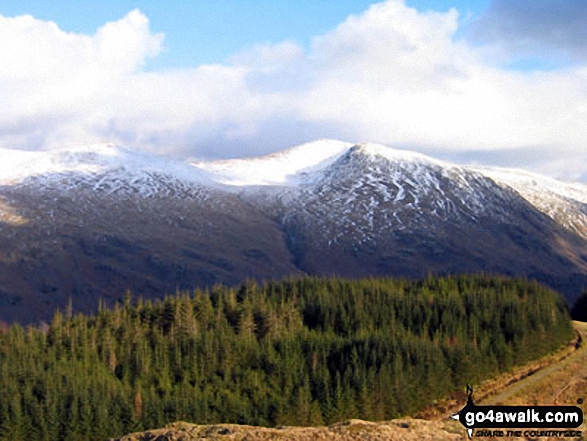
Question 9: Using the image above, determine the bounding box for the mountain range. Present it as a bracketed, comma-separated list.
[0, 140, 586, 323]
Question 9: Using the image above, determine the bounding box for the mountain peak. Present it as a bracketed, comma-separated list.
[1, 139, 587, 324]
[0, 143, 217, 192]
[193, 139, 354, 186]
[347, 143, 449, 168]
[193, 140, 450, 187]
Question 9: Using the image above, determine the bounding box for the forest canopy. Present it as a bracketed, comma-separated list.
[0, 275, 573, 440]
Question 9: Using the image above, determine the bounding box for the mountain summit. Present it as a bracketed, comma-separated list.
[1, 140, 586, 323]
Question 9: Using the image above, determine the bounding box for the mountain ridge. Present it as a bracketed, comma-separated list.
[0, 140, 586, 323]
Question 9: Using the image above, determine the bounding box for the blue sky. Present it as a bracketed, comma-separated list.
[0, 0, 488, 67]
[0, 0, 585, 180]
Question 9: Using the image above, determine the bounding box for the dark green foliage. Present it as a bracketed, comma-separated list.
[571, 290, 587, 322]
[0, 275, 573, 440]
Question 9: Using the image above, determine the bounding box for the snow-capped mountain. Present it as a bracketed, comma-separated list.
[0, 143, 219, 198]
[197, 140, 587, 245]
[194, 139, 355, 187]
[476, 166, 587, 240]
[206, 142, 587, 286]
[0, 140, 586, 323]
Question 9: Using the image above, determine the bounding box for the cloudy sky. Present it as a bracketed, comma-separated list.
[1, 0, 586, 181]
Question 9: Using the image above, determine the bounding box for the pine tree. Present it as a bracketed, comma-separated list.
[0, 275, 573, 439]
[571, 291, 587, 322]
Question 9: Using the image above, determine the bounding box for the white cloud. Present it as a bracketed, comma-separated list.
[0, 10, 162, 109]
[0, 1, 585, 180]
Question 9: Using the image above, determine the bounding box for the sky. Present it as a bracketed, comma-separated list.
[0, 0, 586, 181]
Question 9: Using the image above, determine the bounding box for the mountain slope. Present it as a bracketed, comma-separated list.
[477, 166, 587, 240]
[0, 140, 586, 323]
[229, 144, 587, 298]
[0, 145, 299, 323]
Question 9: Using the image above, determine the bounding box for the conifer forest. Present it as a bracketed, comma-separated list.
[0, 275, 573, 440]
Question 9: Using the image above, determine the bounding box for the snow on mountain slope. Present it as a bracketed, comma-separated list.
[1, 139, 586, 239]
[0, 144, 219, 198]
[194, 140, 587, 241]
[1, 139, 587, 323]
[254, 143, 532, 249]
[478, 167, 587, 239]
[193, 140, 459, 188]
[193, 139, 354, 186]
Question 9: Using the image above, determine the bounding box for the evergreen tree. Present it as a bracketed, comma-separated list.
[571, 290, 587, 322]
[0, 275, 573, 440]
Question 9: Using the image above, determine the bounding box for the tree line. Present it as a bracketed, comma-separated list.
[0, 274, 573, 440]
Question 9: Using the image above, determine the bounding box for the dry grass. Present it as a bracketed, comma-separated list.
[415, 323, 581, 420]
[113, 419, 466, 441]
[481, 322, 586, 406]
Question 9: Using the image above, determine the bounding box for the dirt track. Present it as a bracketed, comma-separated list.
[481, 321, 587, 407]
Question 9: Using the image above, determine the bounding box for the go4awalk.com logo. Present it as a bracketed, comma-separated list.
[451, 386, 583, 438]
